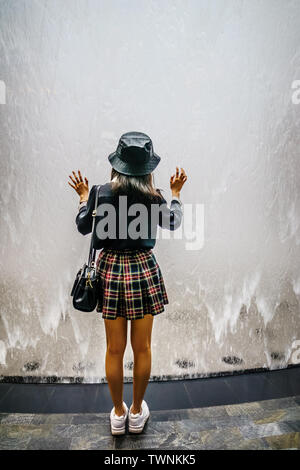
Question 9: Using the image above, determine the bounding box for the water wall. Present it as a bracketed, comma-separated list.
[0, 0, 300, 382]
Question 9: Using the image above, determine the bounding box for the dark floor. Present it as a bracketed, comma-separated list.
[1, 367, 300, 450]
[0, 366, 300, 414]
[0, 395, 299, 450]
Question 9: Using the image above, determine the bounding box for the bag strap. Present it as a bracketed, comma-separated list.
[87, 184, 101, 268]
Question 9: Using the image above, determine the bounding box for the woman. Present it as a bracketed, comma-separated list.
[68, 131, 187, 435]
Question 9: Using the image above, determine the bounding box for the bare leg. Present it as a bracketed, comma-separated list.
[104, 317, 128, 416]
[130, 314, 154, 414]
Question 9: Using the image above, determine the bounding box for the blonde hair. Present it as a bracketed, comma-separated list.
[110, 168, 164, 202]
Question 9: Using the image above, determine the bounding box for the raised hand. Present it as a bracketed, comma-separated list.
[68, 170, 89, 201]
[170, 167, 187, 197]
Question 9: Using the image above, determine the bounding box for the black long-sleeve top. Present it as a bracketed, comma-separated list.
[75, 182, 183, 250]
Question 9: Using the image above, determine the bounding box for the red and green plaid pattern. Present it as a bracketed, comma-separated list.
[96, 248, 169, 320]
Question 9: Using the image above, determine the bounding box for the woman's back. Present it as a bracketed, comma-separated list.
[68, 132, 187, 433]
[75, 181, 183, 250]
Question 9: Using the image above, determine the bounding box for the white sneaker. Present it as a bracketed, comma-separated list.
[110, 401, 128, 436]
[128, 400, 150, 434]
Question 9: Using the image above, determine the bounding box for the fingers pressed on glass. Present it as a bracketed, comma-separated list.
[69, 175, 77, 185]
[72, 171, 79, 183]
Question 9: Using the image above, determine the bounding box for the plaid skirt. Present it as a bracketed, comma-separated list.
[95, 248, 169, 320]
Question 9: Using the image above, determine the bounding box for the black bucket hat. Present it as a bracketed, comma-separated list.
[108, 131, 161, 176]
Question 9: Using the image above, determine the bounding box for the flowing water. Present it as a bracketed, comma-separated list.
[0, 0, 300, 382]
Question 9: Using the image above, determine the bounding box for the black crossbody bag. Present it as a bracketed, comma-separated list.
[70, 185, 102, 312]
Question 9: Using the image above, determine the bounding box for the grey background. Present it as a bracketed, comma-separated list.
[0, 0, 300, 382]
